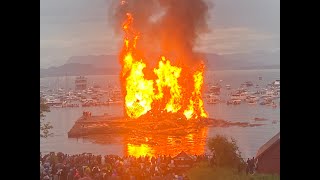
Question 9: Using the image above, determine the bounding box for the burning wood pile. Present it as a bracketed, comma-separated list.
[112, 0, 210, 120]
[67, 1, 266, 139]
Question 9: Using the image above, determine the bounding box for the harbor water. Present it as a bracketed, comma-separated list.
[40, 69, 280, 159]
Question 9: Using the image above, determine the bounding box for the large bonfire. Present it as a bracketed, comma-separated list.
[108, 0, 211, 121]
[120, 12, 207, 120]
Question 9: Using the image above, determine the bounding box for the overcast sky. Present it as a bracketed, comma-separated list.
[40, 0, 280, 68]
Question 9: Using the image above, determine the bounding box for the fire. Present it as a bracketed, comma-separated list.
[154, 56, 182, 113]
[120, 13, 207, 120]
[184, 71, 207, 119]
[127, 143, 155, 157]
[125, 61, 154, 118]
[125, 127, 208, 157]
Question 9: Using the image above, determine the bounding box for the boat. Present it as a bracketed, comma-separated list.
[272, 80, 280, 87]
[272, 102, 277, 108]
[227, 99, 241, 105]
[62, 103, 80, 108]
[208, 85, 221, 95]
[207, 95, 219, 104]
[207, 99, 219, 104]
[226, 100, 232, 105]
[75, 76, 87, 91]
[260, 98, 272, 106]
[225, 85, 231, 90]
[254, 117, 267, 121]
[230, 91, 247, 100]
[106, 98, 123, 104]
[261, 90, 275, 99]
[260, 101, 267, 105]
[243, 81, 253, 87]
[109, 89, 123, 102]
[86, 89, 93, 95]
[232, 99, 241, 105]
[46, 99, 63, 107]
[248, 101, 257, 105]
[266, 101, 273, 106]
[246, 95, 259, 102]
[253, 91, 261, 95]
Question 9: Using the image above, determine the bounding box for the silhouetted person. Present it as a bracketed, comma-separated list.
[251, 157, 255, 173]
[246, 158, 250, 175]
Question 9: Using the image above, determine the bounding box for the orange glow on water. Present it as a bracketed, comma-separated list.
[125, 127, 208, 157]
[127, 143, 155, 157]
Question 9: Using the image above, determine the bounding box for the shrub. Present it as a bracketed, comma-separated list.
[207, 135, 244, 168]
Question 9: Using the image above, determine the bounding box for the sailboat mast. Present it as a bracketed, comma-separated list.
[65, 73, 68, 90]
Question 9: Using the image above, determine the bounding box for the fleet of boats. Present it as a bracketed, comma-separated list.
[205, 78, 280, 107]
[40, 76, 123, 108]
[41, 76, 280, 109]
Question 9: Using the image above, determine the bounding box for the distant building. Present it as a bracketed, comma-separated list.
[173, 151, 194, 171]
[256, 132, 280, 175]
[75, 76, 87, 91]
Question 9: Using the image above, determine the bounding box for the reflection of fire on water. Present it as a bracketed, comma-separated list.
[124, 127, 208, 157]
[127, 144, 155, 157]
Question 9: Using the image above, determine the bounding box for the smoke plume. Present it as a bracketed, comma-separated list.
[109, 0, 211, 67]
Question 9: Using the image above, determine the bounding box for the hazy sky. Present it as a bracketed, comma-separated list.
[40, 0, 280, 68]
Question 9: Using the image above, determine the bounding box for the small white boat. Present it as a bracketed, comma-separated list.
[227, 99, 241, 105]
[232, 99, 241, 105]
[272, 102, 277, 108]
[231, 93, 247, 100]
[246, 95, 259, 102]
[248, 101, 257, 105]
[207, 98, 219, 104]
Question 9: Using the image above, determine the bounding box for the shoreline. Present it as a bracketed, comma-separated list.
[40, 68, 280, 79]
[67, 113, 264, 138]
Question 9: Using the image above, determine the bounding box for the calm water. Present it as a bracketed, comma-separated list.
[40, 69, 280, 159]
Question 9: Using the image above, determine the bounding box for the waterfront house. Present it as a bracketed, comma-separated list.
[255, 132, 280, 175]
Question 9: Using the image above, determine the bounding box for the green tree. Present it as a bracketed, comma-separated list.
[40, 97, 53, 138]
[207, 135, 244, 168]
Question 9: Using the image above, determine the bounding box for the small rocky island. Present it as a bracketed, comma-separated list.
[67, 111, 264, 138]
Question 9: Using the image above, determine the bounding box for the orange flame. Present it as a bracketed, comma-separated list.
[120, 13, 207, 120]
[154, 56, 182, 113]
[184, 70, 208, 119]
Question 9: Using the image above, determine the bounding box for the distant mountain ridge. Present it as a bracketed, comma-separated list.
[66, 55, 121, 69]
[40, 63, 118, 78]
[40, 51, 279, 77]
[204, 50, 279, 70]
